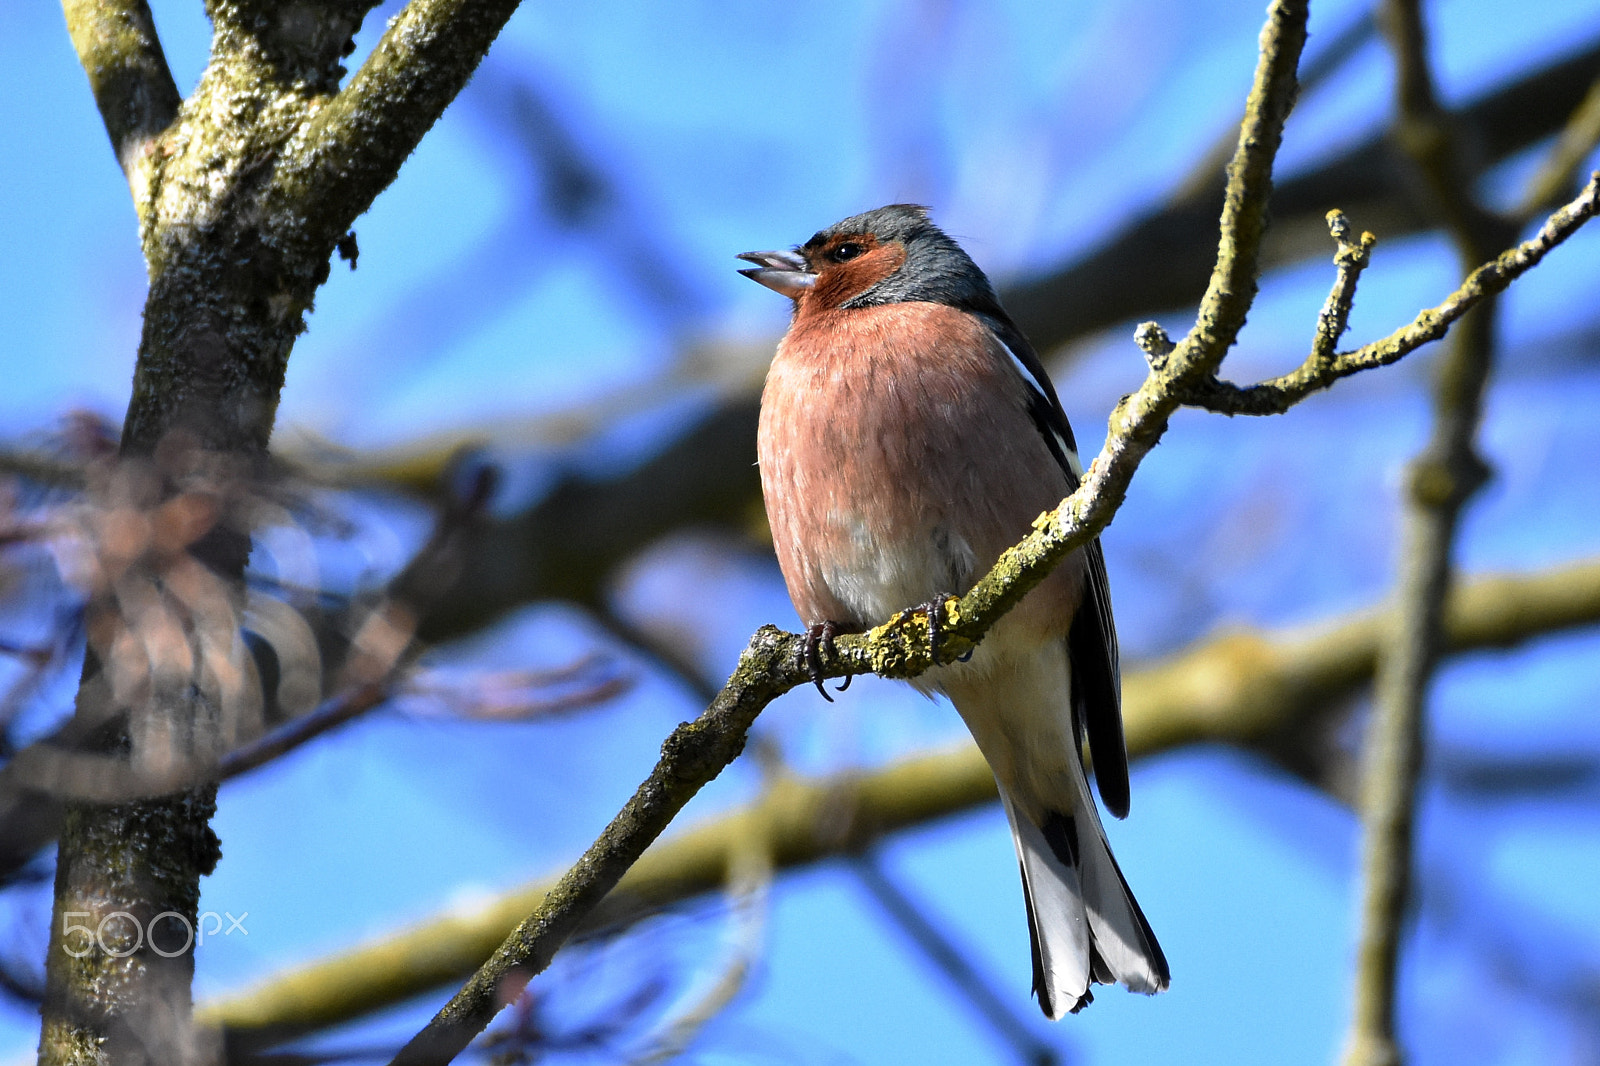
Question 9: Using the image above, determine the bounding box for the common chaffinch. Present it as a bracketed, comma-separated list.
[739, 205, 1168, 1017]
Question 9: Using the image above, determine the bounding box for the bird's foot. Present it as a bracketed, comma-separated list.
[899, 594, 971, 667]
[799, 620, 854, 701]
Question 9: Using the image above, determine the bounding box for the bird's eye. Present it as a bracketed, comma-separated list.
[831, 242, 865, 263]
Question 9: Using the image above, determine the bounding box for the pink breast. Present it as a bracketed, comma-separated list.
[757, 301, 1081, 638]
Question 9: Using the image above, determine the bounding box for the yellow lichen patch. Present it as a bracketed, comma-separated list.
[860, 596, 973, 678]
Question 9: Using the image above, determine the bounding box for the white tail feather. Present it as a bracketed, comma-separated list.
[1004, 797, 1092, 1018]
[1058, 759, 1168, 994]
[945, 645, 1168, 1018]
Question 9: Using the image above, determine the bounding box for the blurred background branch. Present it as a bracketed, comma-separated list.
[1343, 4, 1598, 1063]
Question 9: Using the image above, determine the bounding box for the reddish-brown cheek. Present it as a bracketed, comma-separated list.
[802, 243, 908, 313]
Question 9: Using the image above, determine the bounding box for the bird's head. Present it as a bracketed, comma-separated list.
[738, 204, 998, 316]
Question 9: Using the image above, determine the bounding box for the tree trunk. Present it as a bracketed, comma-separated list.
[42, 0, 526, 1059]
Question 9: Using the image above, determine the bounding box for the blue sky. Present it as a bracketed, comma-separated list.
[2, 1, 1600, 1063]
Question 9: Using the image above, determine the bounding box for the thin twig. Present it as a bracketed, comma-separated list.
[588, 608, 722, 705]
[216, 683, 391, 781]
[1517, 72, 1600, 220]
[403, 655, 635, 722]
[1186, 173, 1600, 416]
[625, 787, 773, 1065]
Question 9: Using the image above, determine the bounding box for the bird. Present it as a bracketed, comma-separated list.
[738, 204, 1168, 1017]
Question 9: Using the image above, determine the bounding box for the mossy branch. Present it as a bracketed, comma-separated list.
[383, 5, 1312, 1063]
[266, 0, 526, 258]
[201, 554, 1600, 1045]
[49, 2, 531, 1046]
[60, 0, 180, 180]
[1186, 173, 1600, 417]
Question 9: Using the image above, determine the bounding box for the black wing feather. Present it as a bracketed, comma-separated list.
[978, 313, 1079, 460]
[1070, 540, 1129, 818]
[977, 310, 1130, 818]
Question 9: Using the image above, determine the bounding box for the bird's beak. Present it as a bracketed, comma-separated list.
[737, 249, 815, 299]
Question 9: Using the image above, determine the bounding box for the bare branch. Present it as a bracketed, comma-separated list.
[624, 793, 772, 1066]
[1188, 173, 1600, 416]
[854, 853, 1059, 1066]
[1344, 6, 1518, 1063]
[1002, 34, 1600, 353]
[403, 656, 635, 723]
[215, 681, 391, 782]
[1517, 72, 1600, 220]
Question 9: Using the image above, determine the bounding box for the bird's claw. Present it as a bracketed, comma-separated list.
[800, 620, 852, 701]
[925, 597, 948, 664]
[908, 594, 969, 665]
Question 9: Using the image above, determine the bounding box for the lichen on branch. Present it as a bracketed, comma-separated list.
[202, 554, 1600, 1045]
[45, 0, 537, 1062]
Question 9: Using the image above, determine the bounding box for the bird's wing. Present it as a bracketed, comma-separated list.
[981, 312, 1130, 818]
[1070, 538, 1128, 817]
[981, 313, 1082, 478]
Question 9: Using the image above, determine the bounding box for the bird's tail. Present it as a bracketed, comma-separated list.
[941, 642, 1168, 1018]
[1001, 778, 1169, 1018]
